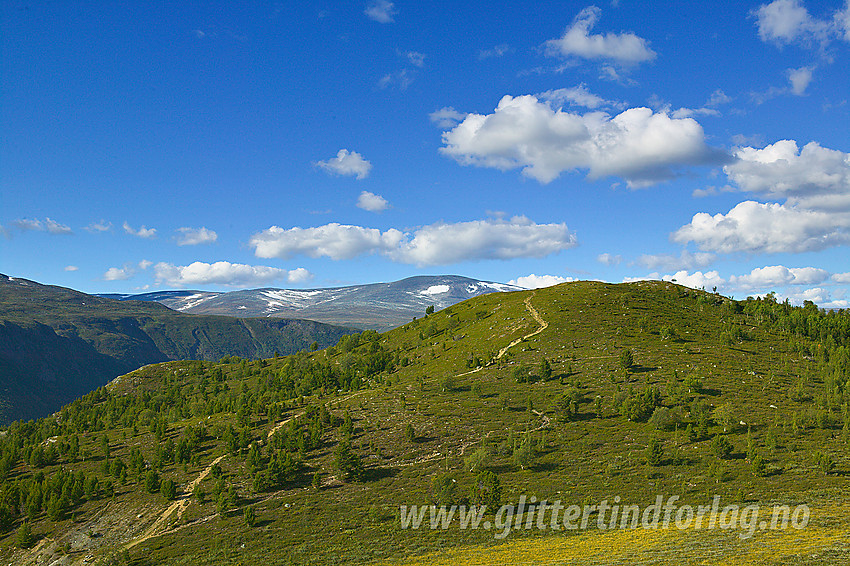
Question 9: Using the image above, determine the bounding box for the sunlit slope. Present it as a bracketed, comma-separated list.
[2, 280, 847, 565]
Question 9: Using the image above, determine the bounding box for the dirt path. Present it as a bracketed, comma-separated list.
[112, 303, 547, 556]
[496, 294, 548, 360]
[124, 453, 226, 551]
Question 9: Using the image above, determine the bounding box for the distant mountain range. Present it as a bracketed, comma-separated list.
[101, 275, 524, 330]
[0, 274, 355, 423]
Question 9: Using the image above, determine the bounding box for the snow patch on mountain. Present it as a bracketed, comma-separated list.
[421, 285, 450, 296]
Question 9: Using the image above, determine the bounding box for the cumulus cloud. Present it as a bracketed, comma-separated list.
[250, 216, 576, 266]
[64, 265, 79, 272]
[85, 220, 112, 232]
[176, 226, 218, 246]
[677, 139, 850, 254]
[788, 66, 814, 95]
[729, 265, 830, 288]
[356, 191, 390, 212]
[724, 140, 850, 208]
[315, 149, 372, 179]
[753, 0, 832, 45]
[440, 94, 725, 186]
[672, 200, 850, 254]
[154, 261, 313, 288]
[545, 6, 656, 65]
[623, 270, 726, 291]
[123, 221, 157, 238]
[509, 274, 576, 289]
[637, 250, 716, 271]
[429, 107, 467, 128]
[389, 217, 577, 266]
[103, 266, 135, 281]
[538, 84, 624, 110]
[628, 265, 850, 308]
[365, 0, 397, 23]
[102, 260, 152, 281]
[251, 224, 405, 261]
[597, 252, 623, 265]
[662, 270, 726, 290]
[11, 217, 73, 235]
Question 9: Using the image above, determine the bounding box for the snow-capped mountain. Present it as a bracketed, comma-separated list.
[106, 275, 524, 330]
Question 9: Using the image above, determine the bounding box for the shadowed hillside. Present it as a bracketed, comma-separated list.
[0, 275, 355, 422]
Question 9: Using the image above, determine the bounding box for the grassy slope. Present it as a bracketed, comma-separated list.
[3, 281, 849, 565]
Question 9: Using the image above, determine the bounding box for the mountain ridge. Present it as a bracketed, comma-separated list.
[0, 274, 355, 423]
[100, 275, 524, 331]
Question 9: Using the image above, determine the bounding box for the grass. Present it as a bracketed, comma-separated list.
[2, 280, 848, 564]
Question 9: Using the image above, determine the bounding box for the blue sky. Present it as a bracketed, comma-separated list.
[2, 0, 849, 306]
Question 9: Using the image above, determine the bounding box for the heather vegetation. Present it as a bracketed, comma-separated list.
[1, 281, 848, 565]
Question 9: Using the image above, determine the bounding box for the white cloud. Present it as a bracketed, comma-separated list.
[706, 89, 733, 107]
[671, 107, 720, 119]
[545, 6, 656, 65]
[102, 259, 151, 281]
[629, 265, 850, 308]
[85, 220, 112, 232]
[429, 107, 467, 128]
[753, 0, 831, 45]
[478, 44, 512, 59]
[356, 191, 390, 212]
[103, 266, 135, 281]
[176, 226, 218, 246]
[389, 216, 577, 266]
[365, 0, 397, 23]
[11, 217, 72, 235]
[252, 224, 404, 261]
[597, 252, 622, 265]
[315, 149, 372, 179]
[286, 267, 314, 284]
[729, 265, 830, 289]
[440, 94, 724, 186]
[250, 216, 576, 266]
[64, 265, 79, 272]
[377, 69, 413, 90]
[781, 287, 848, 307]
[12, 219, 42, 231]
[661, 270, 726, 291]
[668, 89, 733, 120]
[538, 84, 624, 110]
[404, 51, 425, 67]
[788, 66, 814, 95]
[678, 138, 850, 254]
[724, 140, 850, 208]
[509, 274, 576, 289]
[672, 200, 850, 254]
[123, 221, 157, 238]
[840, 2, 850, 41]
[637, 250, 716, 271]
[154, 261, 313, 288]
[44, 218, 72, 234]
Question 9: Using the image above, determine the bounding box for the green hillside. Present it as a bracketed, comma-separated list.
[0, 275, 355, 423]
[1, 281, 848, 565]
